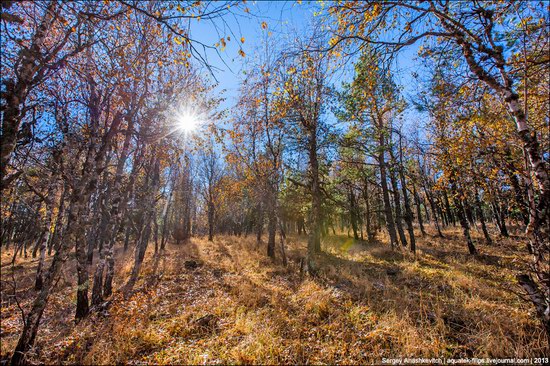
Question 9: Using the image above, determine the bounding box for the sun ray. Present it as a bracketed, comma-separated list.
[176, 111, 199, 132]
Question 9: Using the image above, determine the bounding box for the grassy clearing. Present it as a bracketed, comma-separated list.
[1, 225, 548, 364]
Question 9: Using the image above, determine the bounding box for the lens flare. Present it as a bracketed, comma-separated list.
[176, 111, 199, 132]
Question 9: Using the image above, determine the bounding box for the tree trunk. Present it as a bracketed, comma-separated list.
[12, 186, 93, 364]
[465, 201, 475, 227]
[75, 234, 90, 320]
[452, 34, 550, 329]
[412, 183, 426, 237]
[396, 145, 416, 253]
[153, 217, 159, 254]
[279, 222, 287, 266]
[267, 212, 277, 259]
[267, 188, 277, 258]
[297, 216, 305, 235]
[379, 147, 398, 249]
[516, 274, 550, 337]
[125, 215, 153, 294]
[124, 155, 160, 294]
[207, 200, 214, 241]
[521, 147, 538, 235]
[389, 158, 407, 248]
[502, 148, 529, 226]
[10, 110, 122, 364]
[123, 225, 131, 252]
[492, 200, 509, 237]
[1, 1, 59, 190]
[443, 189, 455, 226]
[453, 30, 549, 233]
[307, 120, 322, 272]
[90, 181, 113, 307]
[160, 184, 174, 251]
[34, 230, 49, 291]
[91, 242, 105, 307]
[423, 183, 443, 237]
[349, 187, 359, 240]
[475, 191, 492, 245]
[101, 120, 137, 299]
[48, 182, 67, 255]
[451, 186, 477, 255]
[362, 179, 373, 240]
[35, 179, 55, 290]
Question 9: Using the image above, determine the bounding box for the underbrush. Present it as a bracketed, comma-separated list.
[1, 225, 548, 364]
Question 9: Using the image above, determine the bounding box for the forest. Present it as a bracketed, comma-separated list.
[0, 1, 548, 364]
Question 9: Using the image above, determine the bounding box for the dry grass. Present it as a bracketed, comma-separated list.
[1, 224, 548, 364]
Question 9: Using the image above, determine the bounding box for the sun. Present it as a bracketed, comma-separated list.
[176, 112, 199, 132]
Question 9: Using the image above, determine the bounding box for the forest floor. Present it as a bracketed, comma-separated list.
[1, 225, 548, 364]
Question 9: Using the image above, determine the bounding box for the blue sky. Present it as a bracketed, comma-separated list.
[190, 1, 314, 109]
[188, 1, 427, 135]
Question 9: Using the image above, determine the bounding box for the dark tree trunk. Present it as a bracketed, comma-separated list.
[153, 216, 159, 254]
[267, 187, 278, 258]
[502, 148, 529, 226]
[443, 190, 455, 226]
[379, 147, 398, 249]
[475, 191, 492, 245]
[465, 201, 475, 227]
[452, 186, 477, 255]
[306, 119, 321, 273]
[423, 197, 431, 223]
[388, 158, 407, 248]
[256, 221, 263, 241]
[492, 200, 509, 237]
[349, 187, 359, 240]
[278, 222, 287, 266]
[362, 179, 373, 240]
[91, 244, 105, 307]
[160, 198, 172, 251]
[412, 183, 426, 237]
[297, 216, 306, 235]
[423, 183, 444, 237]
[516, 274, 550, 337]
[396, 145, 416, 253]
[75, 237, 90, 320]
[207, 200, 214, 241]
[123, 225, 131, 252]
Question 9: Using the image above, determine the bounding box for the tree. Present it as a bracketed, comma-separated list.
[328, 0, 549, 336]
[340, 50, 406, 249]
[281, 37, 333, 272]
[199, 139, 223, 242]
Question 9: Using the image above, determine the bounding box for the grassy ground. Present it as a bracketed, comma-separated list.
[1, 225, 548, 364]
